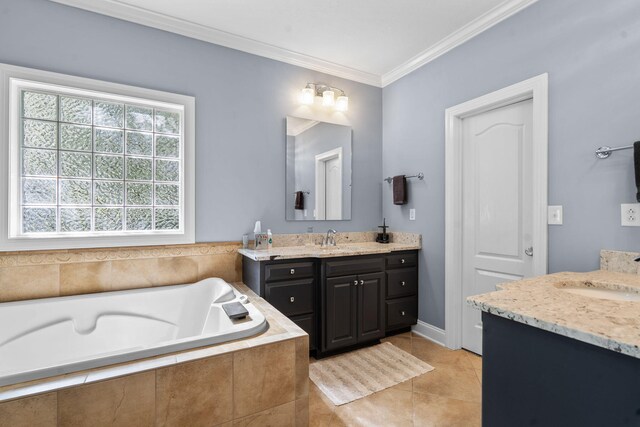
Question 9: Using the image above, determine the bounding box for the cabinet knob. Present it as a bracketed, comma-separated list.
[401, 311, 406, 316]
[401, 259, 406, 264]
[353, 280, 358, 286]
[401, 281, 406, 286]
[290, 269, 295, 275]
[359, 280, 364, 285]
[290, 296, 295, 303]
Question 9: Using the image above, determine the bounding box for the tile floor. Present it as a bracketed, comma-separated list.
[309, 332, 482, 427]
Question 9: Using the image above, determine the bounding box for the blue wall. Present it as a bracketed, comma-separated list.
[383, 0, 640, 328]
[0, 0, 383, 242]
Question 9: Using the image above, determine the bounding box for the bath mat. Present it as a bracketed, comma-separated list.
[309, 342, 434, 406]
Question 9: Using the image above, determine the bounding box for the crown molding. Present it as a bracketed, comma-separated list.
[380, 0, 539, 87]
[50, 0, 537, 89]
[49, 0, 382, 87]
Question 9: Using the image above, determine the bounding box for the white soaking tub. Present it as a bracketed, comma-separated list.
[0, 278, 268, 386]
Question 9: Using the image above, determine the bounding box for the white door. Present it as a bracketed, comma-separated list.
[461, 99, 534, 355]
[325, 156, 342, 220]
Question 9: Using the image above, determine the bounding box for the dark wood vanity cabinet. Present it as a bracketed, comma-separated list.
[385, 251, 418, 332]
[243, 258, 317, 350]
[242, 250, 418, 356]
[321, 257, 387, 353]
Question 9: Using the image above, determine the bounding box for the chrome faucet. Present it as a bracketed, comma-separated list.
[635, 256, 640, 262]
[323, 229, 337, 247]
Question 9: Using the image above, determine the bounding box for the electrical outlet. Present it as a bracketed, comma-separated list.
[409, 209, 416, 221]
[548, 205, 563, 225]
[621, 204, 640, 226]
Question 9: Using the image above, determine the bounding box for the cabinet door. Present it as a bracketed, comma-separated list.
[325, 275, 358, 351]
[357, 272, 385, 342]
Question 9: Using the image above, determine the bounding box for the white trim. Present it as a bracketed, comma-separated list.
[49, 0, 537, 88]
[381, 0, 538, 86]
[314, 147, 343, 221]
[444, 73, 548, 350]
[411, 321, 446, 347]
[0, 62, 196, 251]
[49, 0, 381, 87]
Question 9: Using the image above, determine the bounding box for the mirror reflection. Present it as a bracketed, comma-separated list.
[286, 117, 352, 221]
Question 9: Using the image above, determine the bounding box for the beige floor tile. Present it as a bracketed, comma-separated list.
[0, 392, 57, 427]
[413, 366, 481, 403]
[380, 334, 412, 354]
[232, 401, 296, 427]
[307, 336, 482, 427]
[58, 371, 155, 426]
[156, 354, 233, 427]
[330, 384, 414, 427]
[413, 392, 481, 427]
[411, 338, 472, 370]
[464, 350, 483, 371]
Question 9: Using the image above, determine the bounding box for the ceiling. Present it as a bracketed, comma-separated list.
[50, 0, 537, 87]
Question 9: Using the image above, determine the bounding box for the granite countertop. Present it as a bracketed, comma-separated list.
[238, 241, 421, 261]
[467, 270, 640, 359]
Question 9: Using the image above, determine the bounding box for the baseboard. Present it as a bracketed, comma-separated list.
[412, 320, 446, 346]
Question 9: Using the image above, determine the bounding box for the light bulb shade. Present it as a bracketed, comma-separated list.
[300, 87, 314, 105]
[322, 90, 335, 107]
[335, 95, 349, 112]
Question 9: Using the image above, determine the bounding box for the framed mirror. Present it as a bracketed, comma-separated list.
[286, 116, 352, 221]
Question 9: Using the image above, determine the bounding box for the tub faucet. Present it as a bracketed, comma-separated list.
[635, 256, 640, 262]
[323, 229, 337, 247]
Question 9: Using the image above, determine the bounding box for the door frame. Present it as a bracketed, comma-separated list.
[444, 73, 549, 350]
[315, 147, 343, 220]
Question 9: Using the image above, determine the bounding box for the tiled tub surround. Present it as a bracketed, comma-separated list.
[467, 269, 640, 359]
[0, 278, 268, 386]
[240, 231, 421, 261]
[0, 282, 310, 426]
[0, 242, 242, 303]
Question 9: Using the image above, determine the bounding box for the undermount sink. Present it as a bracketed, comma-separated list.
[555, 281, 640, 302]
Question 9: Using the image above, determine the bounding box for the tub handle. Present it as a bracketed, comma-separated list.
[290, 269, 295, 275]
[290, 296, 295, 303]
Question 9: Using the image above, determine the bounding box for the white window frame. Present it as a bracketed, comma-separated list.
[0, 63, 195, 251]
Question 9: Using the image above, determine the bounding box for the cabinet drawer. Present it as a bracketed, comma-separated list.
[386, 297, 418, 330]
[386, 268, 418, 298]
[324, 257, 385, 278]
[386, 252, 417, 269]
[265, 262, 314, 282]
[290, 313, 315, 350]
[265, 279, 314, 317]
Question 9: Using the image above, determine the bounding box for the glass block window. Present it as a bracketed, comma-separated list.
[17, 89, 183, 235]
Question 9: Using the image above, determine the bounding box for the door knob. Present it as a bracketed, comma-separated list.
[359, 280, 364, 285]
[525, 247, 533, 257]
[290, 296, 295, 303]
[401, 259, 406, 264]
[400, 281, 406, 286]
[290, 269, 295, 275]
[400, 311, 406, 316]
[353, 280, 358, 286]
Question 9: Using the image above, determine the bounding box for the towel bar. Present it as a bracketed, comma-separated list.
[384, 173, 424, 183]
[595, 145, 634, 159]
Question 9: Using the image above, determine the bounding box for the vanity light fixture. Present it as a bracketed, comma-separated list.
[300, 83, 348, 111]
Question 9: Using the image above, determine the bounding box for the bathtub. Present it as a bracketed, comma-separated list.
[0, 278, 268, 387]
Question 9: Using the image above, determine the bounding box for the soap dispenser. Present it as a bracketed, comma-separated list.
[267, 229, 273, 250]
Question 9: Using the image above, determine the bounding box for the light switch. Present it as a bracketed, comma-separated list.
[548, 205, 563, 225]
[409, 209, 416, 221]
[621, 203, 640, 226]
